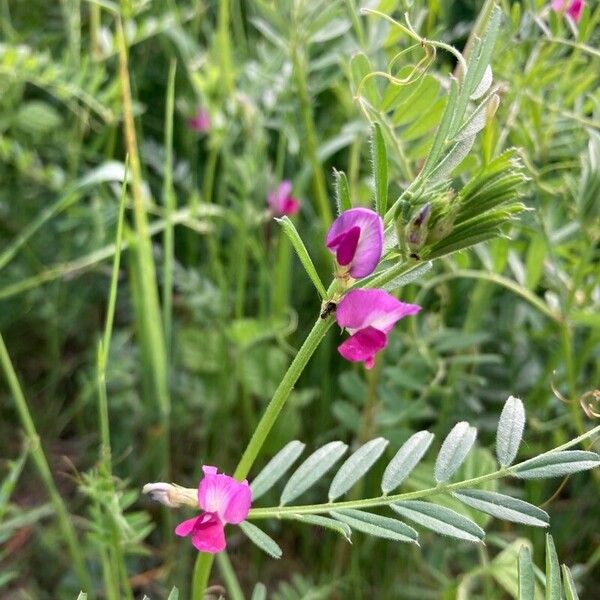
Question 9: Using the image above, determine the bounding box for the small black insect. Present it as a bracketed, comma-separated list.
[320, 301, 337, 319]
[409, 252, 421, 260]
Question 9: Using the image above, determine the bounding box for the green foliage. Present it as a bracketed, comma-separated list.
[517, 534, 582, 600]
[1, 0, 599, 598]
[247, 397, 599, 554]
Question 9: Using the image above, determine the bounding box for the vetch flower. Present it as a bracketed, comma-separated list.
[268, 180, 300, 216]
[188, 108, 211, 132]
[551, 0, 585, 22]
[175, 466, 252, 553]
[326, 208, 384, 279]
[336, 289, 421, 369]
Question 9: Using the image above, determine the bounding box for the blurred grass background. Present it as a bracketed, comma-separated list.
[0, 0, 598, 598]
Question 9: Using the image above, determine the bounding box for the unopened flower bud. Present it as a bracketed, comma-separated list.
[142, 482, 197, 508]
[486, 94, 500, 122]
[406, 203, 431, 251]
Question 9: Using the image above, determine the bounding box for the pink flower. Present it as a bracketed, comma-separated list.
[175, 466, 252, 553]
[336, 289, 421, 369]
[326, 208, 384, 279]
[268, 181, 300, 216]
[188, 108, 211, 132]
[551, 0, 585, 22]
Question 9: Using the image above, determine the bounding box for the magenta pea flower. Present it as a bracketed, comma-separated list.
[551, 0, 585, 22]
[268, 180, 300, 217]
[336, 289, 421, 369]
[175, 466, 252, 553]
[188, 108, 211, 133]
[326, 208, 384, 279]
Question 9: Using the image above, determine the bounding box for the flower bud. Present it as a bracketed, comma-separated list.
[142, 482, 197, 508]
[406, 203, 431, 252]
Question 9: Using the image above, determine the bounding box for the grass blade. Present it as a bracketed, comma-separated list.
[162, 59, 177, 357]
[0, 334, 92, 590]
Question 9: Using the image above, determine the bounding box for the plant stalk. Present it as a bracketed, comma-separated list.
[191, 314, 334, 596]
[292, 46, 333, 225]
[116, 16, 171, 480]
[0, 332, 94, 594]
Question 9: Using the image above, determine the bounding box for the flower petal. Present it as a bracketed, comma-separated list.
[223, 481, 252, 524]
[282, 196, 300, 216]
[338, 327, 387, 368]
[568, 0, 584, 21]
[276, 180, 292, 200]
[175, 517, 200, 537]
[190, 512, 226, 553]
[552, 0, 584, 21]
[327, 226, 361, 266]
[198, 468, 252, 523]
[189, 108, 211, 132]
[325, 208, 383, 278]
[336, 289, 421, 334]
[268, 181, 299, 216]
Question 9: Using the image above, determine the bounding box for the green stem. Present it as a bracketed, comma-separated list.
[98, 519, 119, 600]
[96, 174, 135, 600]
[162, 60, 177, 357]
[116, 16, 171, 480]
[216, 552, 245, 600]
[202, 147, 218, 206]
[233, 315, 334, 480]
[0, 332, 94, 594]
[192, 314, 334, 594]
[344, 0, 366, 47]
[292, 46, 333, 225]
[89, 2, 102, 60]
[217, 0, 234, 96]
[360, 9, 468, 73]
[247, 423, 600, 519]
[192, 552, 215, 600]
[272, 233, 292, 316]
[560, 323, 585, 437]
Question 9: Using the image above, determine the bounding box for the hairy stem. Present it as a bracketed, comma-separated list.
[233, 315, 334, 480]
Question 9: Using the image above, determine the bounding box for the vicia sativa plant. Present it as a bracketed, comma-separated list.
[141, 7, 599, 596]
